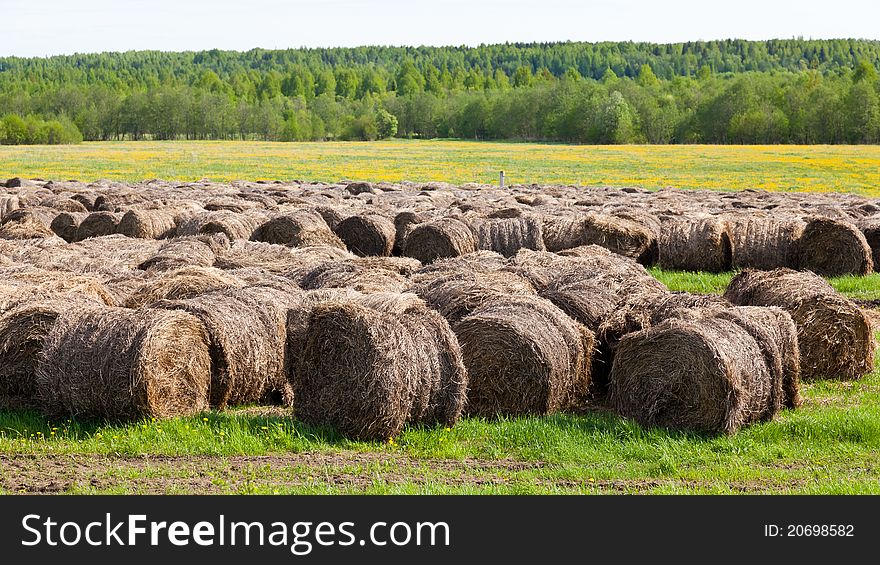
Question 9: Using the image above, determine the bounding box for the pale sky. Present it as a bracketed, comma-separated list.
[2, 0, 879, 58]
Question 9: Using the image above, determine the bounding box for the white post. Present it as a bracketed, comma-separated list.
[499, 170, 505, 188]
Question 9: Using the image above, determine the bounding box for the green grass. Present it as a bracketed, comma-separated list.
[3, 268, 880, 494]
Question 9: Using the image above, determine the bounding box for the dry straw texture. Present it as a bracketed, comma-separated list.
[333, 214, 396, 256]
[795, 217, 873, 276]
[402, 217, 477, 264]
[117, 209, 178, 239]
[658, 215, 731, 272]
[50, 211, 88, 242]
[724, 269, 874, 380]
[470, 215, 545, 258]
[453, 294, 593, 417]
[74, 211, 122, 241]
[609, 314, 781, 434]
[295, 293, 466, 440]
[124, 266, 244, 308]
[725, 214, 805, 270]
[251, 211, 346, 249]
[36, 307, 212, 420]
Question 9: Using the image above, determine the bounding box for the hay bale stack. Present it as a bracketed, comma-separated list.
[50, 211, 88, 242]
[470, 215, 545, 258]
[658, 215, 732, 272]
[543, 213, 656, 264]
[297, 262, 410, 294]
[74, 211, 122, 241]
[117, 208, 178, 239]
[35, 307, 211, 420]
[124, 267, 245, 308]
[795, 217, 873, 276]
[152, 286, 301, 408]
[725, 214, 805, 270]
[454, 295, 594, 416]
[393, 210, 426, 254]
[724, 269, 874, 380]
[294, 293, 466, 440]
[0, 297, 104, 410]
[608, 315, 783, 434]
[138, 235, 228, 271]
[334, 214, 396, 256]
[402, 217, 477, 264]
[251, 211, 346, 249]
[410, 269, 536, 324]
[177, 210, 261, 241]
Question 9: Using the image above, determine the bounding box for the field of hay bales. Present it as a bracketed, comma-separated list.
[1, 173, 880, 494]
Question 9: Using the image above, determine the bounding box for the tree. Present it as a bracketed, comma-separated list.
[1, 114, 27, 144]
[598, 91, 636, 143]
[853, 59, 878, 84]
[376, 108, 398, 139]
[512, 66, 532, 88]
[637, 64, 658, 87]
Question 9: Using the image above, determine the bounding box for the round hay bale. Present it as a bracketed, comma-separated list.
[411, 250, 507, 279]
[0, 217, 56, 239]
[152, 286, 301, 408]
[410, 269, 536, 324]
[795, 217, 873, 276]
[41, 197, 89, 213]
[858, 215, 880, 268]
[543, 213, 656, 264]
[658, 215, 731, 272]
[251, 211, 346, 249]
[345, 181, 375, 195]
[608, 315, 781, 434]
[213, 240, 297, 273]
[725, 214, 805, 270]
[393, 210, 426, 254]
[74, 211, 122, 241]
[0, 267, 117, 313]
[487, 207, 523, 219]
[311, 206, 347, 231]
[70, 193, 99, 211]
[334, 214, 396, 257]
[176, 211, 261, 241]
[117, 208, 178, 239]
[470, 215, 545, 258]
[712, 306, 802, 410]
[0, 297, 104, 411]
[124, 266, 245, 308]
[294, 292, 466, 440]
[93, 191, 146, 212]
[50, 211, 88, 242]
[0, 195, 20, 218]
[297, 262, 410, 294]
[402, 217, 477, 264]
[454, 295, 594, 416]
[35, 307, 212, 420]
[724, 269, 874, 380]
[138, 235, 226, 272]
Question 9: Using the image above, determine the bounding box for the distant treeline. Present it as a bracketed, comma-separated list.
[1, 39, 879, 144]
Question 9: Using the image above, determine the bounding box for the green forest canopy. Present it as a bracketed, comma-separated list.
[1, 39, 879, 144]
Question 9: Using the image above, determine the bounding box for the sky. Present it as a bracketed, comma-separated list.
[3, 0, 880, 58]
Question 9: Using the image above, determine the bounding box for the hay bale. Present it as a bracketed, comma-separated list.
[858, 215, 880, 268]
[658, 215, 731, 272]
[0, 267, 117, 313]
[41, 197, 89, 213]
[35, 307, 211, 420]
[213, 240, 297, 273]
[50, 211, 88, 242]
[454, 295, 594, 416]
[411, 250, 507, 278]
[311, 206, 347, 231]
[410, 268, 536, 324]
[725, 214, 805, 270]
[543, 213, 656, 264]
[0, 216, 56, 239]
[138, 235, 228, 272]
[470, 215, 545, 258]
[294, 293, 466, 440]
[93, 191, 146, 212]
[117, 208, 178, 239]
[124, 266, 245, 308]
[334, 214, 396, 256]
[0, 195, 20, 218]
[402, 217, 477, 264]
[795, 217, 873, 276]
[345, 181, 374, 195]
[724, 269, 874, 380]
[712, 306, 802, 409]
[393, 210, 426, 254]
[608, 315, 782, 434]
[74, 211, 122, 241]
[177, 210, 261, 241]
[251, 211, 346, 249]
[0, 297, 104, 410]
[152, 286, 301, 408]
[297, 262, 410, 294]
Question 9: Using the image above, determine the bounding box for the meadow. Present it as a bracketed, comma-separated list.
[1, 140, 879, 494]
[2, 140, 880, 195]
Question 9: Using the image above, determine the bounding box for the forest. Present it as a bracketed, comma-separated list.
[0, 39, 879, 144]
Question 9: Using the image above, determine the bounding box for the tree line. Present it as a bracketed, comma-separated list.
[1, 39, 879, 144]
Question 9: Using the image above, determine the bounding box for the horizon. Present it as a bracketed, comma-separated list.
[5, 0, 880, 58]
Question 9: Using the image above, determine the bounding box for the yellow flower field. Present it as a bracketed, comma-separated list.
[1, 140, 879, 195]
